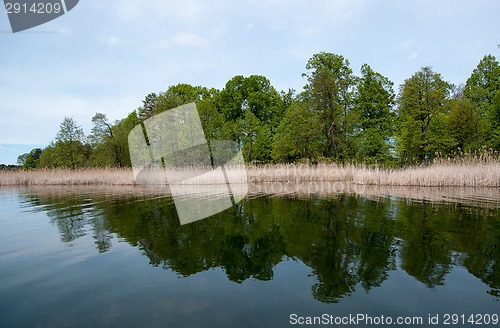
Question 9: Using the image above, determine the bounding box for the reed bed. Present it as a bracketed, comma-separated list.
[353, 161, 500, 187]
[0, 159, 498, 187]
[246, 161, 499, 187]
[0, 168, 136, 186]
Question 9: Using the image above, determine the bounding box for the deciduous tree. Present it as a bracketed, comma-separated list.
[396, 67, 452, 163]
[303, 52, 356, 160]
[464, 55, 500, 150]
[354, 64, 395, 163]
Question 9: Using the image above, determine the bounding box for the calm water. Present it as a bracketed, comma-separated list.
[0, 186, 499, 327]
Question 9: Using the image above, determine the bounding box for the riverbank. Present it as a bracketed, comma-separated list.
[0, 161, 498, 187]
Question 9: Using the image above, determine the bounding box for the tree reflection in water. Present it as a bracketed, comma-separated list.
[20, 186, 500, 303]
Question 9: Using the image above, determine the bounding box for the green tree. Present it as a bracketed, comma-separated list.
[108, 111, 141, 167]
[447, 90, 485, 152]
[354, 64, 395, 164]
[17, 148, 42, 168]
[241, 109, 272, 163]
[464, 55, 500, 150]
[426, 110, 456, 157]
[396, 67, 452, 163]
[217, 75, 284, 162]
[88, 113, 121, 166]
[38, 142, 56, 168]
[89, 113, 113, 148]
[56, 116, 85, 144]
[154, 84, 214, 114]
[197, 95, 224, 141]
[39, 117, 89, 168]
[272, 102, 321, 162]
[16, 153, 28, 166]
[137, 93, 158, 121]
[303, 52, 356, 160]
[218, 75, 284, 128]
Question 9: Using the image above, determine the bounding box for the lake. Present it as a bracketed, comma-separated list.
[0, 185, 499, 327]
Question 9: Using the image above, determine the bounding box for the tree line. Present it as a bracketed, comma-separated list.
[17, 52, 500, 169]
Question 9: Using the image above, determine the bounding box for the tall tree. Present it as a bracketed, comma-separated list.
[109, 111, 141, 167]
[354, 64, 395, 163]
[89, 113, 130, 167]
[137, 93, 158, 121]
[218, 75, 284, 128]
[89, 113, 113, 147]
[272, 102, 321, 162]
[154, 84, 213, 114]
[17, 148, 42, 168]
[464, 55, 500, 150]
[218, 75, 284, 162]
[40, 117, 88, 168]
[56, 116, 85, 144]
[303, 52, 356, 160]
[447, 89, 485, 152]
[396, 67, 452, 163]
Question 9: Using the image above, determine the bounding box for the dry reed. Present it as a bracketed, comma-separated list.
[0, 168, 136, 186]
[0, 158, 498, 187]
[353, 162, 500, 187]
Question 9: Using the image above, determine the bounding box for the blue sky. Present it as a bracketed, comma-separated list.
[1, 0, 499, 164]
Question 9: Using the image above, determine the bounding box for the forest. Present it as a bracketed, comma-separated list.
[16, 52, 500, 169]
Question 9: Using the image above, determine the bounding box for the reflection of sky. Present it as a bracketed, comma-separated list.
[1, 0, 500, 164]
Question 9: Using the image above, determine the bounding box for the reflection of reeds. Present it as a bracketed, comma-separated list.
[247, 181, 499, 208]
[10, 181, 500, 209]
[0, 160, 498, 187]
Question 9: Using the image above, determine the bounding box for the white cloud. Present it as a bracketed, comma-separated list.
[99, 35, 132, 47]
[171, 33, 208, 47]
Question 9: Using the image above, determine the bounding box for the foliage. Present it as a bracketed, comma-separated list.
[137, 93, 158, 121]
[272, 102, 321, 162]
[354, 64, 395, 164]
[464, 55, 500, 151]
[303, 52, 357, 161]
[21, 52, 500, 169]
[217, 75, 285, 163]
[39, 117, 89, 168]
[396, 67, 452, 164]
[17, 148, 42, 169]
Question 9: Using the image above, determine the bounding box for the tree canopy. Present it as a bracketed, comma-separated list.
[25, 52, 500, 169]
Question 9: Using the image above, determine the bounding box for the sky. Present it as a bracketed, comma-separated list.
[1, 0, 499, 165]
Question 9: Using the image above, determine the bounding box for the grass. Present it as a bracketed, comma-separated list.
[0, 157, 498, 187]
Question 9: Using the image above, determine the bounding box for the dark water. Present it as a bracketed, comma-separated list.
[0, 186, 499, 327]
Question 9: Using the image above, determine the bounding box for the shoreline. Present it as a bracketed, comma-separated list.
[0, 162, 499, 187]
[2, 180, 499, 209]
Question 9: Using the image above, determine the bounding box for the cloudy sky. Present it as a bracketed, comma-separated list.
[0, 0, 499, 164]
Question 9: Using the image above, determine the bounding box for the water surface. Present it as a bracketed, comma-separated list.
[0, 186, 499, 327]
